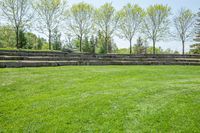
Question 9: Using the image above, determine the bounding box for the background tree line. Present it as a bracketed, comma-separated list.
[0, 0, 200, 54]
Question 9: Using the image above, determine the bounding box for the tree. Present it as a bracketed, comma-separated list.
[174, 8, 196, 55]
[190, 44, 200, 54]
[36, 38, 43, 50]
[0, 26, 16, 48]
[67, 2, 94, 52]
[82, 36, 91, 53]
[34, 0, 66, 50]
[118, 3, 144, 54]
[0, 0, 32, 48]
[133, 37, 146, 54]
[25, 32, 37, 49]
[95, 3, 119, 53]
[142, 4, 171, 54]
[191, 8, 200, 54]
[96, 31, 106, 54]
[194, 8, 200, 42]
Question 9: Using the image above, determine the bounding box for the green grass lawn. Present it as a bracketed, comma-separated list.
[0, 66, 200, 132]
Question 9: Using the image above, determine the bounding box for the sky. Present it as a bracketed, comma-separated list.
[68, 0, 200, 52]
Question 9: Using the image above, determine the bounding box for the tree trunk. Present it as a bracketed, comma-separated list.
[182, 40, 185, 55]
[105, 35, 108, 54]
[153, 39, 156, 55]
[49, 30, 52, 50]
[16, 26, 19, 49]
[129, 38, 132, 54]
[105, 27, 108, 53]
[79, 36, 82, 52]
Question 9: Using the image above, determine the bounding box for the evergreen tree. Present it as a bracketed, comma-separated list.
[36, 38, 43, 50]
[97, 31, 106, 54]
[133, 37, 146, 54]
[82, 36, 92, 53]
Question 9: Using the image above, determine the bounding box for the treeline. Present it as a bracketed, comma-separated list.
[0, 0, 200, 54]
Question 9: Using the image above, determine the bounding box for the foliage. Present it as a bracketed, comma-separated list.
[96, 31, 118, 54]
[0, 26, 16, 48]
[133, 37, 148, 54]
[0, 26, 47, 50]
[117, 46, 178, 54]
[116, 48, 130, 54]
[190, 43, 200, 54]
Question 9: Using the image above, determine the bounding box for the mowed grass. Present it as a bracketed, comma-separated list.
[0, 66, 200, 132]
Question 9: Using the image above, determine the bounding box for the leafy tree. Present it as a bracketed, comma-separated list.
[95, 3, 119, 53]
[34, 0, 66, 50]
[142, 4, 171, 54]
[68, 2, 94, 52]
[82, 36, 91, 53]
[190, 44, 200, 54]
[25, 32, 37, 49]
[0, 25, 47, 49]
[118, 3, 144, 54]
[36, 38, 43, 50]
[0, 26, 16, 48]
[0, 0, 32, 48]
[173, 8, 196, 55]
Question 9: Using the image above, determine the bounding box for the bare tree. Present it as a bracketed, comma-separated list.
[67, 2, 94, 52]
[0, 0, 32, 48]
[142, 4, 171, 54]
[118, 3, 144, 54]
[33, 0, 67, 50]
[174, 8, 196, 55]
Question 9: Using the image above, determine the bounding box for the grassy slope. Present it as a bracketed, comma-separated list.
[0, 66, 200, 132]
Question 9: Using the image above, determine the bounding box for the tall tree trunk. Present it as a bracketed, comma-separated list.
[49, 30, 52, 50]
[153, 39, 156, 55]
[182, 40, 185, 55]
[16, 26, 19, 49]
[105, 35, 108, 54]
[79, 36, 82, 52]
[129, 38, 132, 54]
